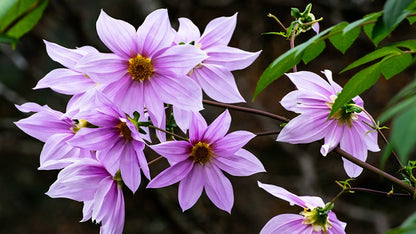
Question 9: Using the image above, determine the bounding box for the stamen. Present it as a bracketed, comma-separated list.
[128, 55, 154, 81]
[116, 120, 133, 141]
[189, 141, 213, 164]
[301, 207, 332, 233]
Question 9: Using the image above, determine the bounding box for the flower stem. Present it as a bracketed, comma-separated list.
[202, 99, 289, 122]
[148, 155, 164, 166]
[254, 130, 281, 137]
[290, 23, 298, 72]
[346, 187, 411, 198]
[148, 125, 188, 141]
[335, 147, 415, 196]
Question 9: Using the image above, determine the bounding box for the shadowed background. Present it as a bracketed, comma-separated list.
[1, 0, 416, 233]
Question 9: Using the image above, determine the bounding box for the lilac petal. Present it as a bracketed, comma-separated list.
[154, 44, 207, 77]
[96, 10, 138, 58]
[150, 140, 191, 163]
[175, 17, 201, 44]
[199, 14, 237, 49]
[204, 46, 261, 71]
[260, 214, 307, 234]
[134, 142, 150, 180]
[204, 164, 234, 213]
[172, 107, 192, 133]
[39, 133, 81, 167]
[355, 115, 380, 152]
[68, 127, 119, 151]
[285, 71, 335, 98]
[92, 177, 115, 223]
[144, 79, 166, 128]
[14, 112, 72, 142]
[280, 90, 330, 114]
[189, 111, 208, 141]
[35, 69, 95, 95]
[212, 130, 255, 157]
[277, 112, 331, 144]
[15, 102, 50, 113]
[39, 158, 82, 171]
[100, 185, 125, 234]
[203, 109, 231, 143]
[44, 40, 82, 69]
[150, 73, 203, 112]
[102, 75, 144, 116]
[178, 164, 205, 211]
[257, 181, 307, 207]
[81, 200, 94, 222]
[137, 9, 175, 57]
[214, 148, 265, 176]
[328, 212, 347, 234]
[312, 22, 320, 34]
[340, 126, 367, 178]
[76, 52, 127, 84]
[260, 214, 315, 234]
[97, 138, 125, 176]
[120, 143, 141, 193]
[147, 159, 194, 188]
[320, 122, 344, 156]
[321, 70, 342, 94]
[192, 64, 245, 103]
[66, 87, 101, 113]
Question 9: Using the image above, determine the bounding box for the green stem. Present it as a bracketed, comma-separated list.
[148, 125, 188, 141]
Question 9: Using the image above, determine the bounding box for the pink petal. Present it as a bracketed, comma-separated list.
[172, 107, 193, 133]
[35, 68, 95, 95]
[134, 143, 150, 180]
[137, 9, 175, 57]
[355, 115, 380, 152]
[189, 111, 208, 141]
[120, 143, 142, 193]
[92, 177, 115, 223]
[321, 70, 342, 94]
[280, 90, 330, 114]
[199, 14, 237, 49]
[212, 130, 255, 157]
[39, 133, 85, 167]
[175, 17, 201, 44]
[147, 159, 194, 188]
[178, 164, 205, 211]
[150, 140, 191, 163]
[204, 164, 234, 213]
[204, 46, 261, 71]
[96, 10, 138, 58]
[68, 127, 119, 151]
[81, 200, 94, 222]
[214, 148, 265, 176]
[192, 64, 245, 103]
[260, 214, 307, 234]
[312, 22, 320, 34]
[320, 122, 344, 156]
[97, 138, 125, 176]
[285, 71, 335, 98]
[340, 125, 367, 177]
[144, 79, 166, 129]
[76, 52, 127, 84]
[44, 40, 82, 69]
[277, 112, 331, 144]
[203, 109, 231, 143]
[15, 102, 50, 113]
[328, 212, 347, 234]
[100, 185, 125, 234]
[258, 181, 308, 207]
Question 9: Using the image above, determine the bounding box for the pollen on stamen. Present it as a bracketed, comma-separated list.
[116, 120, 133, 141]
[189, 141, 213, 164]
[128, 54, 154, 81]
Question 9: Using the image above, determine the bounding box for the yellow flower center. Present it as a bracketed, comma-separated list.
[189, 141, 213, 164]
[301, 207, 332, 234]
[128, 54, 154, 81]
[70, 119, 89, 133]
[326, 95, 358, 128]
[116, 120, 133, 141]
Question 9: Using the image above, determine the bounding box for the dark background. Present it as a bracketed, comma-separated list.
[1, 0, 416, 233]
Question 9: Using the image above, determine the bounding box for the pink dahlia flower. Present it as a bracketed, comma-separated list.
[14, 102, 93, 170]
[147, 110, 265, 213]
[47, 157, 125, 234]
[277, 70, 380, 177]
[258, 181, 346, 234]
[68, 91, 149, 193]
[76, 9, 207, 132]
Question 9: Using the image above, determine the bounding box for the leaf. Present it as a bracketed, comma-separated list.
[391, 39, 416, 51]
[383, 0, 413, 31]
[364, 17, 395, 47]
[342, 12, 381, 35]
[253, 25, 336, 99]
[329, 63, 382, 117]
[386, 211, 416, 234]
[407, 15, 416, 25]
[329, 22, 361, 54]
[380, 53, 413, 79]
[0, 0, 37, 31]
[391, 104, 416, 166]
[341, 46, 402, 73]
[0, 0, 18, 22]
[0, 33, 18, 45]
[302, 40, 326, 64]
[379, 95, 416, 123]
[5, 0, 48, 39]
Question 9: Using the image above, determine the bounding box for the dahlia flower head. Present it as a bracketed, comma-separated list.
[277, 70, 380, 177]
[147, 110, 265, 213]
[258, 181, 346, 234]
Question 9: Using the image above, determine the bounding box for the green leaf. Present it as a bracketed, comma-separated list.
[342, 12, 381, 35]
[379, 95, 416, 123]
[391, 39, 416, 51]
[391, 105, 416, 167]
[302, 40, 325, 64]
[407, 15, 416, 25]
[381, 53, 413, 79]
[364, 17, 394, 47]
[383, 0, 413, 31]
[328, 22, 361, 54]
[341, 46, 402, 72]
[5, 0, 48, 39]
[329, 63, 382, 118]
[0, 33, 18, 45]
[380, 143, 394, 170]
[0, 0, 18, 21]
